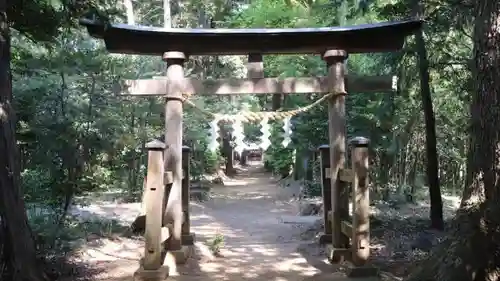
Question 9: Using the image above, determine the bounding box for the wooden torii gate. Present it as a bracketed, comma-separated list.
[80, 18, 422, 280]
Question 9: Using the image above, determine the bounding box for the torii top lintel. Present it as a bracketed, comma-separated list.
[80, 18, 422, 56]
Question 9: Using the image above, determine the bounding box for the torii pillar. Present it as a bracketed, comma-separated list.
[162, 52, 193, 268]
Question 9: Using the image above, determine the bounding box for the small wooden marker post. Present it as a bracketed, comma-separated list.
[181, 145, 195, 245]
[346, 136, 378, 277]
[134, 140, 169, 281]
[318, 138, 378, 277]
[350, 137, 370, 265]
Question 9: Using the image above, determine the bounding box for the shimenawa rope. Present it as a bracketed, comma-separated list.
[180, 92, 335, 123]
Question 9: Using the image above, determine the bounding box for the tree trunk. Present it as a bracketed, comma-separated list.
[223, 133, 234, 176]
[163, 0, 171, 28]
[406, 2, 500, 281]
[413, 0, 444, 230]
[463, 0, 500, 208]
[0, 2, 47, 280]
[123, 0, 135, 25]
[271, 94, 282, 110]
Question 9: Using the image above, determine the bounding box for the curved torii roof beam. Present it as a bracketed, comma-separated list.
[79, 18, 422, 56]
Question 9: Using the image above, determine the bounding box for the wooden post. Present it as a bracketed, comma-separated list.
[163, 51, 185, 251]
[247, 53, 266, 163]
[181, 145, 195, 245]
[293, 149, 303, 180]
[241, 150, 248, 166]
[318, 144, 332, 245]
[247, 53, 263, 78]
[349, 137, 370, 266]
[125, 75, 397, 97]
[223, 134, 234, 176]
[143, 140, 166, 270]
[323, 50, 350, 262]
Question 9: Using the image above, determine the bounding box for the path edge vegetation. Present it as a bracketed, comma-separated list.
[0, 1, 111, 280]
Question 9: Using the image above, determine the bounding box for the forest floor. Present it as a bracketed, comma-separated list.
[63, 163, 460, 281]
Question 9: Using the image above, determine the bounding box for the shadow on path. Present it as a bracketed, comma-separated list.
[77, 164, 379, 281]
[171, 164, 373, 281]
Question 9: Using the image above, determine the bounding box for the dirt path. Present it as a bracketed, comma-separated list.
[75, 164, 376, 281]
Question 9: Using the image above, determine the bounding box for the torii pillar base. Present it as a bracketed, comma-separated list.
[164, 245, 194, 266]
[182, 233, 196, 246]
[319, 234, 332, 244]
[345, 264, 380, 278]
[133, 266, 169, 281]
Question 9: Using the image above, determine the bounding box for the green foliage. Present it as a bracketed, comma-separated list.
[263, 122, 294, 176]
[10, 0, 119, 42]
[304, 157, 322, 197]
[207, 233, 225, 256]
[28, 210, 128, 255]
[21, 169, 53, 204]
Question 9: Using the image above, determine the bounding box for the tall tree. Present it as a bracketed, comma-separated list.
[0, 1, 47, 279]
[406, 1, 500, 280]
[1, 1, 109, 279]
[462, 0, 500, 217]
[123, 0, 135, 24]
[412, 0, 444, 230]
[164, 0, 171, 28]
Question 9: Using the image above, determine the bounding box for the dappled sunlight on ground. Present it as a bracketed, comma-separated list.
[79, 238, 143, 262]
[68, 164, 379, 281]
[219, 178, 260, 186]
[70, 201, 142, 224]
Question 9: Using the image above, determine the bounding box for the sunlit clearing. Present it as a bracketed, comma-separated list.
[251, 246, 278, 256]
[273, 257, 319, 275]
[223, 179, 258, 186]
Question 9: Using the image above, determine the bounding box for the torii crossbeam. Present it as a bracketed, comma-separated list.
[121, 75, 397, 96]
[80, 17, 422, 280]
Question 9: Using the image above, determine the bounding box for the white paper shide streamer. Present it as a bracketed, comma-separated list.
[233, 117, 245, 155]
[208, 117, 220, 152]
[282, 116, 292, 147]
[259, 117, 271, 150]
